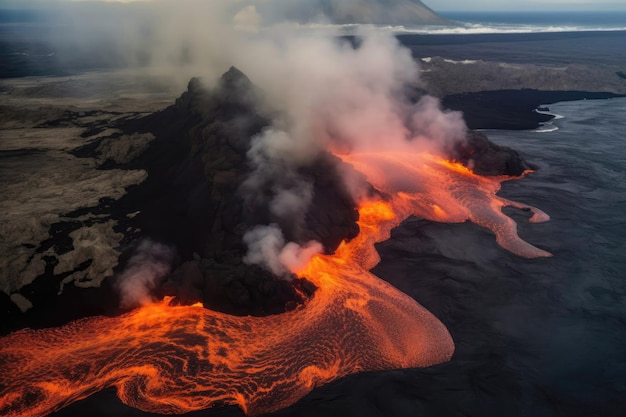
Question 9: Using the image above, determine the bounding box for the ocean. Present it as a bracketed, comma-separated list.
[440, 11, 626, 32]
[365, 97, 626, 416]
[484, 98, 626, 411]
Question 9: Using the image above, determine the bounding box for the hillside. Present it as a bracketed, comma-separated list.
[274, 0, 451, 25]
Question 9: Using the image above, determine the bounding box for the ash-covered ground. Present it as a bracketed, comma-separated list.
[0, 72, 166, 319]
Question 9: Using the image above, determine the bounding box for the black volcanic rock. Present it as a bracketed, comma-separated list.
[73, 67, 535, 316]
[453, 130, 535, 176]
[442, 90, 625, 130]
[111, 67, 358, 315]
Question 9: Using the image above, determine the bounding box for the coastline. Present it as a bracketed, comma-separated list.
[442, 89, 626, 130]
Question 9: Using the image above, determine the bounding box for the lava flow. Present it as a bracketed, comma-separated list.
[0, 151, 550, 417]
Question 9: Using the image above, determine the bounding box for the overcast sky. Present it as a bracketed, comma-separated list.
[424, 0, 626, 12]
[2, 0, 626, 13]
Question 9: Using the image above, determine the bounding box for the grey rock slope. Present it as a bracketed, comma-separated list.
[324, 0, 449, 25]
[274, 0, 451, 25]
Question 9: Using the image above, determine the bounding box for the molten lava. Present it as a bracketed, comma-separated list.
[338, 151, 551, 259]
[0, 151, 549, 417]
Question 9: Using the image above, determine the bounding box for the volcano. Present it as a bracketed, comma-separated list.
[80, 66, 537, 316]
[0, 67, 550, 417]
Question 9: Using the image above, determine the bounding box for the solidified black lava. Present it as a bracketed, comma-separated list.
[452, 130, 535, 176]
[442, 89, 625, 130]
[104, 67, 359, 315]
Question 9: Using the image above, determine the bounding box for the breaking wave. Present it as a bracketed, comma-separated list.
[533, 107, 565, 133]
[270, 13, 626, 35]
[393, 23, 626, 35]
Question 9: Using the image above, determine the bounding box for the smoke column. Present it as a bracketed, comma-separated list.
[115, 240, 174, 308]
[28, 1, 470, 246]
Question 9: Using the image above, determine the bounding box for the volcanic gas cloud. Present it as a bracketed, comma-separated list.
[0, 4, 551, 416]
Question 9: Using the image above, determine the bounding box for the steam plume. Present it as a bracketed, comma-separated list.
[33, 0, 468, 278]
[115, 240, 174, 308]
[243, 225, 323, 277]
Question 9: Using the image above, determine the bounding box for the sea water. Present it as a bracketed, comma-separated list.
[438, 11, 626, 33]
[483, 97, 626, 413]
[372, 97, 626, 415]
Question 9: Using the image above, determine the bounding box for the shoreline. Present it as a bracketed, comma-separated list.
[442, 89, 626, 130]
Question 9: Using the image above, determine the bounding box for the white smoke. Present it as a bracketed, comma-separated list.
[279, 241, 324, 273]
[235, 27, 466, 211]
[37, 0, 468, 277]
[410, 95, 467, 149]
[243, 225, 322, 277]
[115, 240, 174, 308]
[242, 225, 285, 276]
[241, 127, 317, 237]
[35, 1, 467, 156]
[233, 5, 263, 31]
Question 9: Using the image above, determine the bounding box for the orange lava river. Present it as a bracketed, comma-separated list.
[0, 151, 550, 416]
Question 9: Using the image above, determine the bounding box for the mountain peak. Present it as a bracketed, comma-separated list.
[271, 0, 451, 25]
[219, 66, 253, 91]
[324, 0, 450, 25]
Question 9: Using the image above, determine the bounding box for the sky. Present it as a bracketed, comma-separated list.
[424, 0, 626, 12]
[65, 0, 626, 12]
[2, 0, 626, 13]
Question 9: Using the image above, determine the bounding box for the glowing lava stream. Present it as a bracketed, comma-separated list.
[0, 151, 550, 417]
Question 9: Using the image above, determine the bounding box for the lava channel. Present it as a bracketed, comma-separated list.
[0, 151, 550, 417]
